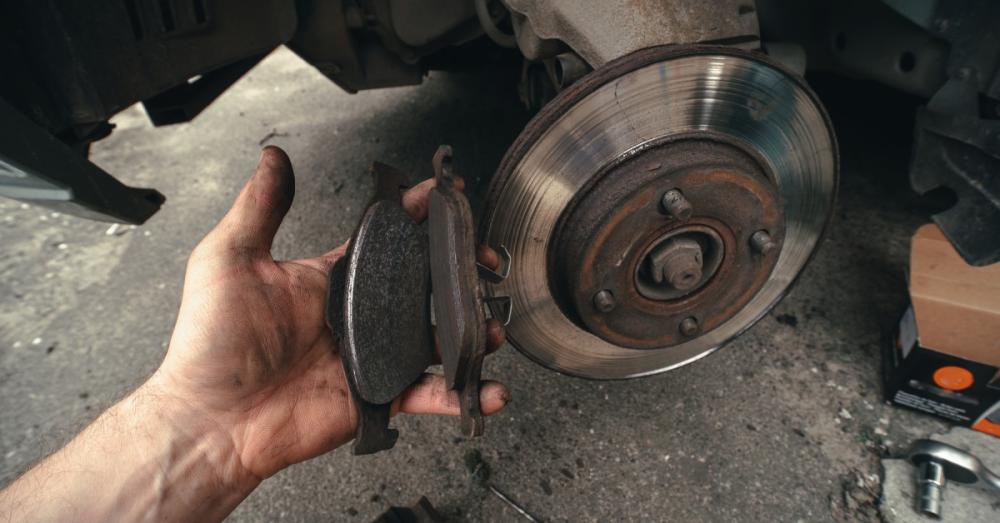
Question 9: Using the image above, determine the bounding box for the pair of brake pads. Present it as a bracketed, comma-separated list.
[325, 146, 509, 455]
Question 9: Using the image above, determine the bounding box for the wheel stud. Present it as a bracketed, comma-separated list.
[679, 316, 700, 337]
[749, 230, 777, 255]
[592, 290, 616, 312]
[661, 189, 693, 221]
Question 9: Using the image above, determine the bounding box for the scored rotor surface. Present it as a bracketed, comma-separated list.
[482, 45, 838, 379]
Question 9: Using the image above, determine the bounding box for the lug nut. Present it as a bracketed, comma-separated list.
[593, 290, 616, 312]
[647, 238, 704, 291]
[661, 189, 692, 221]
[679, 316, 700, 337]
[749, 230, 777, 255]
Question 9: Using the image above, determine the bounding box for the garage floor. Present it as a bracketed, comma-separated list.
[1, 48, 953, 521]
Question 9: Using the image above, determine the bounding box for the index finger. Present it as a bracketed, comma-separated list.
[400, 176, 465, 223]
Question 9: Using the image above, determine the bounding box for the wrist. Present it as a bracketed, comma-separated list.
[0, 377, 264, 523]
[130, 378, 263, 498]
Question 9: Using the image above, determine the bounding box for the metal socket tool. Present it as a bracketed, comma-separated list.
[906, 439, 1000, 518]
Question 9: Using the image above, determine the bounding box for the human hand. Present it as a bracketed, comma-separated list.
[148, 146, 510, 483]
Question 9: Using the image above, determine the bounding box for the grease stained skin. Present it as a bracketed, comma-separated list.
[0, 143, 516, 523]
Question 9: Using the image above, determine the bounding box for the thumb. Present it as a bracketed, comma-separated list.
[209, 146, 295, 254]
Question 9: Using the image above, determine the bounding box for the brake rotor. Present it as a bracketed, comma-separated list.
[482, 45, 838, 379]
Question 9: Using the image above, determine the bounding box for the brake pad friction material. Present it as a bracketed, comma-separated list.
[326, 162, 432, 455]
[341, 199, 434, 405]
[327, 255, 398, 455]
[428, 145, 487, 436]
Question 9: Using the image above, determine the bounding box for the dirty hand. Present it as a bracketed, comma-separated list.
[150, 146, 510, 482]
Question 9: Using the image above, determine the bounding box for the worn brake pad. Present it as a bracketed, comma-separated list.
[326, 148, 505, 454]
[326, 162, 435, 455]
[341, 199, 433, 404]
[428, 145, 488, 437]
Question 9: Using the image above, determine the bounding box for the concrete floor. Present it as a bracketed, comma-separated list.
[0, 48, 956, 521]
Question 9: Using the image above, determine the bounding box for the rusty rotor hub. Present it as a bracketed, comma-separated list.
[551, 136, 784, 349]
[481, 45, 838, 379]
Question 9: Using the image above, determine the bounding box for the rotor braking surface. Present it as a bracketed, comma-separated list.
[481, 45, 838, 378]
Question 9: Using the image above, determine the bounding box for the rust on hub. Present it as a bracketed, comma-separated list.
[549, 135, 785, 349]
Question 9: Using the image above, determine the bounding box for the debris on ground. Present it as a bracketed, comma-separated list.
[258, 128, 289, 146]
[830, 470, 881, 522]
[105, 223, 134, 236]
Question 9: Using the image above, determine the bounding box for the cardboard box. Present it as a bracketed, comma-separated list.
[882, 225, 1000, 437]
[909, 224, 1000, 366]
[883, 307, 1000, 435]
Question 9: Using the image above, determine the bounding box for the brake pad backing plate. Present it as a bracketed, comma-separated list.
[428, 147, 487, 436]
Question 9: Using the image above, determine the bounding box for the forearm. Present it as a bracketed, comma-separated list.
[0, 382, 259, 523]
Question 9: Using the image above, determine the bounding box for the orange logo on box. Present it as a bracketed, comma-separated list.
[933, 366, 974, 391]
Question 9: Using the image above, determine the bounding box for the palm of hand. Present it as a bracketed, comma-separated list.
[150, 147, 508, 480]
[159, 244, 353, 480]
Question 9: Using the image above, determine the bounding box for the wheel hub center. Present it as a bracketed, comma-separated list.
[549, 135, 785, 349]
[649, 237, 702, 290]
[636, 226, 725, 300]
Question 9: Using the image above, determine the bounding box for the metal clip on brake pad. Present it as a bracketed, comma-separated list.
[326, 162, 435, 455]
